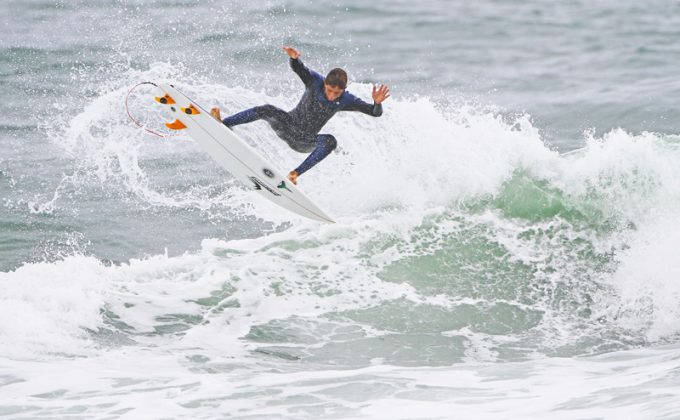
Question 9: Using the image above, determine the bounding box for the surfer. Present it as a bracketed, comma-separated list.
[210, 46, 390, 185]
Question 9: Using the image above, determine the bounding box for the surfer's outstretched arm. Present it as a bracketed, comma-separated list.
[283, 46, 322, 87]
[283, 46, 301, 60]
[342, 94, 383, 117]
[341, 84, 390, 116]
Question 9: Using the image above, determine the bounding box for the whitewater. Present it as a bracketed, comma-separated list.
[3, 1, 680, 419]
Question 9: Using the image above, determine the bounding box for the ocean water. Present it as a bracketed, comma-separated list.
[2, 0, 680, 418]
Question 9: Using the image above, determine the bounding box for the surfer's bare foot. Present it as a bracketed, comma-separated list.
[287, 170, 299, 185]
[210, 107, 221, 121]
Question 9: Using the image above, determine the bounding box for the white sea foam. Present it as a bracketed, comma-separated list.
[13, 65, 680, 354]
[42, 63, 561, 223]
[5, 63, 680, 419]
[2, 341, 679, 419]
[0, 256, 109, 359]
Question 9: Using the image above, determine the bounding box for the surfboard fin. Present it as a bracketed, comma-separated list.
[181, 104, 200, 115]
[165, 119, 187, 130]
[154, 94, 176, 105]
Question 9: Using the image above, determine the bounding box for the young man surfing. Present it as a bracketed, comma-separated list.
[211, 46, 390, 185]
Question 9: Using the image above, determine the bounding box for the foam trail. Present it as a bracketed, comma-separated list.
[43, 63, 562, 224]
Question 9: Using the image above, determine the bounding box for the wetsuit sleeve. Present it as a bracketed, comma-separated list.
[341, 93, 383, 117]
[289, 58, 322, 87]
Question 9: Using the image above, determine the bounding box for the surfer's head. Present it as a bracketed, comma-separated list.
[324, 68, 347, 101]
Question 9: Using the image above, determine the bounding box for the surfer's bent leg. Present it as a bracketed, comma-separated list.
[221, 105, 289, 128]
[293, 134, 337, 176]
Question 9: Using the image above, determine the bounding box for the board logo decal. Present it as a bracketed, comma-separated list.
[263, 168, 275, 178]
[277, 181, 293, 192]
[249, 176, 281, 196]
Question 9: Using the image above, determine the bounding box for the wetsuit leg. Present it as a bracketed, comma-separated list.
[294, 134, 338, 176]
[222, 105, 289, 128]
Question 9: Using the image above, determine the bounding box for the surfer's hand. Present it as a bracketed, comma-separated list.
[372, 84, 390, 104]
[283, 46, 301, 59]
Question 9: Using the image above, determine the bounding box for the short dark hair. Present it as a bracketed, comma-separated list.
[325, 68, 347, 89]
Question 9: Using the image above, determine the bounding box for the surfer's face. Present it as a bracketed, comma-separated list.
[324, 83, 344, 101]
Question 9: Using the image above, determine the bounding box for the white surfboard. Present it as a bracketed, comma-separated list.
[153, 82, 334, 223]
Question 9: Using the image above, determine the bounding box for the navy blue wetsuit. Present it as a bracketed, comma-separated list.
[222, 57, 383, 176]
